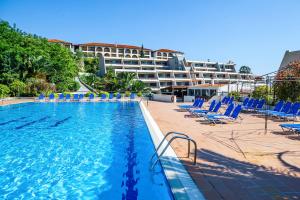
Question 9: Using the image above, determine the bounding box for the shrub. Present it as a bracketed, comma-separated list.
[274, 61, 300, 102]
[228, 91, 240, 100]
[113, 92, 118, 97]
[137, 91, 143, 97]
[99, 91, 109, 97]
[252, 85, 270, 99]
[56, 79, 80, 93]
[25, 78, 55, 97]
[125, 91, 131, 97]
[0, 84, 10, 98]
[85, 92, 94, 97]
[9, 80, 26, 97]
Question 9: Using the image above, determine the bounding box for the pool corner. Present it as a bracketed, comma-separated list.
[139, 101, 206, 200]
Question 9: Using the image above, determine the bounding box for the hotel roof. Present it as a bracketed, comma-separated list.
[48, 39, 72, 44]
[155, 48, 183, 53]
[78, 42, 151, 50]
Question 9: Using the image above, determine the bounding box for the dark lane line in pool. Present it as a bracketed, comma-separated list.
[15, 116, 50, 130]
[122, 115, 139, 200]
[0, 116, 27, 126]
[49, 116, 72, 128]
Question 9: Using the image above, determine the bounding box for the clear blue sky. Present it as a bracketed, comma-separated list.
[1, 0, 300, 75]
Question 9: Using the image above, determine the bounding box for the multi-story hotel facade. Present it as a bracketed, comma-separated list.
[49, 39, 255, 95]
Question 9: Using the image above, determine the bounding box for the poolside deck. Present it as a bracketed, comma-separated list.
[0, 98, 34, 106]
[146, 100, 300, 200]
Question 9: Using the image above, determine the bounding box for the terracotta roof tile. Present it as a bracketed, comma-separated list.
[79, 42, 151, 50]
[155, 48, 182, 53]
[48, 39, 71, 44]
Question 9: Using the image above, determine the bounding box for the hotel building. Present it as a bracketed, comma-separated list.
[49, 39, 255, 95]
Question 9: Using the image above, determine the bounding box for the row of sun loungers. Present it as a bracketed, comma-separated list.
[180, 98, 242, 124]
[38, 93, 136, 102]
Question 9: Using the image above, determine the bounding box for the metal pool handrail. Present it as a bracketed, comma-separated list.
[150, 131, 197, 170]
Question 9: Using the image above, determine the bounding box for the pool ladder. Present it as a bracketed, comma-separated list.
[150, 132, 197, 170]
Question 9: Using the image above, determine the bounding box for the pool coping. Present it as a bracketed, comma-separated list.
[139, 101, 206, 200]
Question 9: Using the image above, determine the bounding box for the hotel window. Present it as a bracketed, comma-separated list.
[132, 49, 137, 54]
[81, 46, 87, 51]
[125, 49, 131, 54]
[169, 53, 173, 57]
[144, 51, 149, 55]
[118, 49, 124, 53]
[96, 47, 102, 52]
[132, 55, 138, 58]
[163, 53, 167, 57]
[104, 53, 110, 57]
[111, 48, 117, 53]
[96, 53, 102, 57]
[88, 46, 95, 51]
[104, 47, 110, 52]
[125, 55, 131, 58]
[157, 52, 161, 56]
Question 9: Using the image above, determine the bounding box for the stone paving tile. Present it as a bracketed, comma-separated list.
[146, 101, 300, 200]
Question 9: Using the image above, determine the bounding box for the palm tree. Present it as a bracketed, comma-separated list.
[117, 72, 136, 91]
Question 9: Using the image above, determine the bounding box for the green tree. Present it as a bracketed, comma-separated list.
[84, 57, 99, 74]
[9, 80, 26, 96]
[0, 20, 79, 95]
[274, 61, 300, 101]
[0, 84, 10, 98]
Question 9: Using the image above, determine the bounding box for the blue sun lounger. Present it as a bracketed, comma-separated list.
[73, 94, 79, 101]
[205, 103, 234, 119]
[269, 102, 292, 116]
[242, 97, 250, 106]
[227, 96, 234, 105]
[89, 93, 95, 101]
[58, 94, 64, 101]
[188, 99, 205, 111]
[242, 98, 254, 109]
[280, 123, 300, 134]
[194, 101, 221, 117]
[130, 93, 136, 100]
[243, 99, 259, 111]
[38, 94, 45, 101]
[109, 93, 114, 101]
[116, 93, 122, 100]
[79, 94, 84, 101]
[255, 99, 266, 111]
[48, 93, 55, 101]
[206, 104, 242, 124]
[179, 98, 201, 109]
[273, 102, 300, 120]
[258, 100, 284, 115]
[191, 100, 216, 115]
[65, 94, 71, 101]
[221, 96, 228, 104]
[100, 94, 107, 101]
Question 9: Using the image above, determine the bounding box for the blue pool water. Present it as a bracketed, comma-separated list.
[0, 102, 173, 199]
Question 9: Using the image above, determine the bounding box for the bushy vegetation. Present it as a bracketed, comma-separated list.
[0, 20, 80, 97]
[80, 70, 150, 94]
[274, 61, 300, 102]
[251, 85, 273, 104]
[228, 91, 240, 100]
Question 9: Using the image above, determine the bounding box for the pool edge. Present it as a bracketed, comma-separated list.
[139, 101, 206, 200]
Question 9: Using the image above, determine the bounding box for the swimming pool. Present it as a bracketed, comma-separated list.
[0, 102, 173, 199]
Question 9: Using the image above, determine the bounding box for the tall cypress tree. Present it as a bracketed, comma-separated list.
[140, 44, 144, 58]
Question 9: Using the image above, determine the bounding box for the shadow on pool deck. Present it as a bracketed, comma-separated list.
[180, 149, 300, 200]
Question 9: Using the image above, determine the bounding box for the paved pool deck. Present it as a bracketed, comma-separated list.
[0, 98, 34, 106]
[145, 100, 300, 200]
